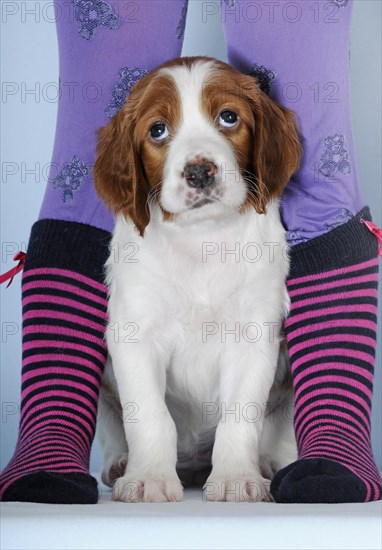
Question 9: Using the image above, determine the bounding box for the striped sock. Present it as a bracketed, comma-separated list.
[0, 220, 110, 503]
[271, 208, 382, 503]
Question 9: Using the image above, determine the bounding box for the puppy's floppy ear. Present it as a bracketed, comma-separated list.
[241, 75, 301, 213]
[93, 95, 150, 237]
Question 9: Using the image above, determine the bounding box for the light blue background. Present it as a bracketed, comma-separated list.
[1, 0, 381, 474]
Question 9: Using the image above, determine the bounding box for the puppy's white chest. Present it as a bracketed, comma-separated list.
[107, 206, 289, 466]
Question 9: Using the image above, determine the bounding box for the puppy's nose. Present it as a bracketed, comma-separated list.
[183, 159, 217, 189]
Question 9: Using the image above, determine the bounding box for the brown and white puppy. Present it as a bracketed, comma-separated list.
[94, 56, 300, 503]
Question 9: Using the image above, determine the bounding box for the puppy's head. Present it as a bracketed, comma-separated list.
[94, 56, 301, 236]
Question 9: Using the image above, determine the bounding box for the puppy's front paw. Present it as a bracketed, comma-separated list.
[203, 474, 272, 502]
[113, 473, 184, 503]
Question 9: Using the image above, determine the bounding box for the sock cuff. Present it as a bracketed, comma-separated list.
[288, 207, 379, 279]
[24, 219, 112, 284]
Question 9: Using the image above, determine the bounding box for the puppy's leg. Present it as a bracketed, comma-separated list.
[260, 348, 297, 479]
[260, 396, 297, 480]
[109, 343, 183, 503]
[97, 371, 129, 487]
[205, 333, 280, 503]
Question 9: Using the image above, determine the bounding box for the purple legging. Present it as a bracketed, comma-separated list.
[39, 0, 363, 245]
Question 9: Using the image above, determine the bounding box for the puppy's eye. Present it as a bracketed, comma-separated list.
[150, 122, 169, 141]
[219, 110, 238, 128]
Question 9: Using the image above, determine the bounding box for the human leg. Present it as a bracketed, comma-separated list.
[0, 0, 188, 503]
[222, 0, 381, 502]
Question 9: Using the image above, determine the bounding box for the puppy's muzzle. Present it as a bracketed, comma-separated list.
[183, 159, 217, 189]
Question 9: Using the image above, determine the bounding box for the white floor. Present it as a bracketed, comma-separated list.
[1, 483, 381, 550]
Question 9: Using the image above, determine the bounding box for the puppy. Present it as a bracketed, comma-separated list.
[94, 56, 301, 503]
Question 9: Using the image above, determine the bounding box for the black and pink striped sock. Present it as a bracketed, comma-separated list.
[0, 220, 111, 503]
[271, 208, 382, 503]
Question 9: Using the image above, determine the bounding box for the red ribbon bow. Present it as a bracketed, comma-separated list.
[362, 220, 382, 257]
[0, 251, 26, 288]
